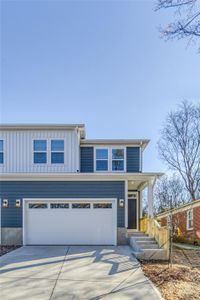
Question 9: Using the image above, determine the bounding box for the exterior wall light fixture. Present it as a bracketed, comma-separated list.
[16, 199, 21, 208]
[119, 199, 125, 208]
[2, 199, 8, 208]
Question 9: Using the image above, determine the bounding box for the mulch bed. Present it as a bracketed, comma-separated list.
[0, 245, 21, 257]
[141, 248, 200, 300]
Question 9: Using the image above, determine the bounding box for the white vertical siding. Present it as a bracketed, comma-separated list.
[0, 129, 80, 173]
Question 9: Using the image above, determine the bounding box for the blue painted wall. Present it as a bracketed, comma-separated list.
[126, 147, 140, 172]
[80, 146, 140, 173]
[80, 147, 94, 172]
[0, 181, 125, 228]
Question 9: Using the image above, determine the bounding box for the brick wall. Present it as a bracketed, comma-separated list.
[159, 205, 200, 244]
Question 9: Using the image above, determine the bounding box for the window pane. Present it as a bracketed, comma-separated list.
[93, 203, 112, 209]
[34, 152, 47, 164]
[0, 140, 3, 152]
[96, 149, 108, 159]
[112, 160, 124, 171]
[29, 203, 48, 209]
[51, 140, 64, 151]
[51, 203, 69, 209]
[96, 160, 108, 171]
[34, 140, 46, 151]
[112, 149, 124, 159]
[0, 153, 3, 164]
[51, 152, 64, 164]
[72, 203, 90, 209]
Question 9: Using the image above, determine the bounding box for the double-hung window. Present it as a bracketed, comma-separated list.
[0, 140, 3, 164]
[112, 149, 125, 171]
[51, 140, 64, 164]
[187, 209, 193, 230]
[96, 148, 108, 171]
[34, 140, 47, 164]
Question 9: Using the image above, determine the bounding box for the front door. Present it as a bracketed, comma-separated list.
[128, 198, 137, 229]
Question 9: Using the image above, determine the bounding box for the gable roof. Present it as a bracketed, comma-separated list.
[157, 198, 200, 219]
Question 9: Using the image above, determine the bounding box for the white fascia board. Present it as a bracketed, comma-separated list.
[0, 172, 164, 181]
[0, 124, 85, 130]
[80, 139, 150, 149]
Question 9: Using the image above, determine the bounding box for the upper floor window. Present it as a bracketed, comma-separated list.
[96, 148, 108, 171]
[95, 147, 125, 172]
[112, 149, 124, 171]
[0, 140, 4, 164]
[187, 209, 193, 230]
[34, 140, 47, 164]
[51, 140, 64, 164]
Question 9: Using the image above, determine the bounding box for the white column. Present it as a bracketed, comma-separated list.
[147, 182, 154, 217]
[125, 180, 128, 228]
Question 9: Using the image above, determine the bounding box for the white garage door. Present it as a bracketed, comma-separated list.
[24, 199, 117, 245]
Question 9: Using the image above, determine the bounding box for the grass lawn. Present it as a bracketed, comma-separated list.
[141, 246, 200, 300]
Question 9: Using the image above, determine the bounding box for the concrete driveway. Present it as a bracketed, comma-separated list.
[0, 246, 161, 300]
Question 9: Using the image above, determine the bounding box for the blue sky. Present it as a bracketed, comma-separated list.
[1, 0, 200, 172]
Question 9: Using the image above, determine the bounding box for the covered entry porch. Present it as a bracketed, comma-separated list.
[125, 172, 163, 233]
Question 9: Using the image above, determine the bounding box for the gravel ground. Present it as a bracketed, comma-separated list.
[0, 245, 21, 257]
[141, 247, 200, 300]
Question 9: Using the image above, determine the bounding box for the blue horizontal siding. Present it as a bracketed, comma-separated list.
[80, 147, 94, 172]
[0, 181, 125, 228]
[126, 147, 140, 172]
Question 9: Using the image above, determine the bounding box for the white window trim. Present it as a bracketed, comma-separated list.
[51, 139, 65, 164]
[33, 139, 48, 165]
[0, 139, 4, 165]
[94, 146, 126, 172]
[94, 147, 109, 172]
[187, 209, 193, 230]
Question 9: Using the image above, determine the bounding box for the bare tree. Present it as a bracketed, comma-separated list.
[158, 101, 200, 200]
[154, 174, 189, 213]
[156, 0, 200, 49]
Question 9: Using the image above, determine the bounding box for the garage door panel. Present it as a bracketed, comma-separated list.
[25, 200, 116, 245]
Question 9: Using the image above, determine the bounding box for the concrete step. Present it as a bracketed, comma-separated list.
[134, 237, 155, 242]
[138, 244, 159, 249]
[128, 232, 147, 237]
[132, 249, 169, 261]
[136, 240, 157, 245]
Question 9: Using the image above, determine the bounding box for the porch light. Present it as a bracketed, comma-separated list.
[119, 199, 125, 208]
[2, 199, 8, 208]
[16, 199, 21, 208]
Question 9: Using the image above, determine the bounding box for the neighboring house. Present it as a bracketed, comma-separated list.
[0, 124, 162, 246]
[157, 199, 200, 245]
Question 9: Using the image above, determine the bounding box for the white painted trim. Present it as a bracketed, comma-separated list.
[0, 139, 5, 166]
[127, 191, 139, 231]
[23, 197, 118, 246]
[0, 172, 163, 182]
[94, 146, 127, 173]
[186, 209, 193, 231]
[125, 180, 128, 228]
[32, 138, 48, 165]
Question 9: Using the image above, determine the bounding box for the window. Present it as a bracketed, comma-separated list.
[72, 203, 90, 209]
[34, 140, 47, 164]
[51, 140, 64, 164]
[112, 149, 124, 171]
[96, 148, 108, 171]
[0, 140, 3, 164]
[50, 203, 69, 209]
[187, 209, 193, 230]
[29, 203, 48, 209]
[93, 203, 112, 209]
